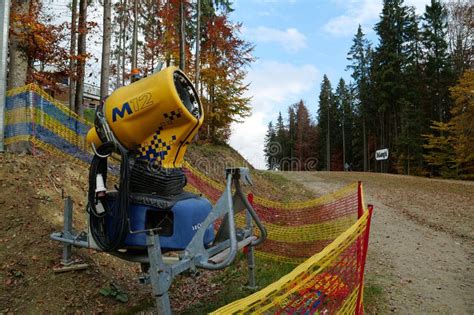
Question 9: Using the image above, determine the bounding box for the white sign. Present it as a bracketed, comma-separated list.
[375, 148, 389, 161]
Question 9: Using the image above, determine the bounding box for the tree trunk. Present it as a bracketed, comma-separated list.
[100, 0, 112, 100]
[131, 0, 138, 70]
[363, 118, 367, 171]
[116, 0, 123, 88]
[342, 115, 346, 170]
[121, 0, 127, 86]
[68, 0, 78, 111]
[74, 0, 87, 117]
[179, 0, 185, 71]
[7, 0, 31, 153]
[326, 105, 330, 171]
[194, 0, 200, 90]
[7, 0, 30, 90]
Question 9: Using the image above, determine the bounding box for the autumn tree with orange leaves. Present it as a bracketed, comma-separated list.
[8, 0, 254, 143]
[138, 0, 253, 142]
[8, 0, 69, 90]
[198, 13, 254, 142]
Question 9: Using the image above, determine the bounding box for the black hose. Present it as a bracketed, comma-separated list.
[88, 142, 130, 252]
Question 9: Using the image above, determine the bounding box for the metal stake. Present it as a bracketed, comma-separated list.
[246, 204, 256, 289]
[62, 197, 74, 265]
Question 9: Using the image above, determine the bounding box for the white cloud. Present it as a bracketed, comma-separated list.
[405, 0, 432, 14]
[229, 60, 319, 169]
[324, 0, 432, 37]
[229, 112, 268, 169]
[243, 26, 307, 53]
[246, 60, 319, 112]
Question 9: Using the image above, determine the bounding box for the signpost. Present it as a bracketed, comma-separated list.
[375, 148, 389, 161]
[375, 148, 389, 173]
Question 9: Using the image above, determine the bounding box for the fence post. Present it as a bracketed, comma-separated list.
[357, 181, 363, 218]
[29, 88, 36, 155]
[246, 192, 256, 289]
[355, 204, 374, 315]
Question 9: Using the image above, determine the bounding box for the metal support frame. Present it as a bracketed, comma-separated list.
[50, 167, 267, 314]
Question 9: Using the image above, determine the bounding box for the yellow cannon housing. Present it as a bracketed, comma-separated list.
[86, 67, 203, 168]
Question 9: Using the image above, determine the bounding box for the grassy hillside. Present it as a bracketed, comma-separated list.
[187, 143, 315, 201]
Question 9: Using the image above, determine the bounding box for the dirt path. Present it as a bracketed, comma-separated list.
[281, 172, 474, 314]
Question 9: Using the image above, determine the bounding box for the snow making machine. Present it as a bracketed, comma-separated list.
[51, 67, 267, 313]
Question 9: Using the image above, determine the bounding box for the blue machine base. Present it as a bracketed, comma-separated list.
[106, 193, 214, 250]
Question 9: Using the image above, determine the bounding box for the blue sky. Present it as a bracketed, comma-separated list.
[227, 0, 431, 169]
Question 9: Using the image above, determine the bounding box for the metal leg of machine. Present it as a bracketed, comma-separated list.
[146, 233, 172, 315]
[61, 197, 74, 266]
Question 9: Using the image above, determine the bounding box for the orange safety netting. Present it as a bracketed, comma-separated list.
[184, 162, 361, 264]
[211, 202, 373, 314]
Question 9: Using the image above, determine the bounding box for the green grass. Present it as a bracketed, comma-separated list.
[363, 275, 388, 314]
[180, 253, 295, 314]
[258, 170, 292, 187]
[258, 170, 316, 201]
[83, 108, 95, 124]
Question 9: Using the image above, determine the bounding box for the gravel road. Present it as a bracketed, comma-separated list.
[281, 171, 474, 314]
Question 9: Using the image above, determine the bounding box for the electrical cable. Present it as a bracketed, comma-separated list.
[87, 142, 130, 251]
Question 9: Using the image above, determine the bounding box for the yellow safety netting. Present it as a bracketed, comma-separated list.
[211, 193, 372, 314]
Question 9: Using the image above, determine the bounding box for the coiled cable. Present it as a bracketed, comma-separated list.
[87, 142, 130, 251]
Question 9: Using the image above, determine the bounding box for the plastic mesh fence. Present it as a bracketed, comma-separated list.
[211, 204, 373, 314]
[5, 84, 92, 163]
[5, 84, 373, 313]
[184, 162, 360, 264]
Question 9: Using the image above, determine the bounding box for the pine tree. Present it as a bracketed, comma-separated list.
[372, 0, 412, 172]
[287, 105, 297, 164]
[346, 25, 371, 86]
[268, 103, 320, 171]
[335, 78, 354, 170]
[274, 112, 287, 170]
[346, 25, 371, 171]
[422, 0, 452, 123]
[396, 6, 426, 175]
[317, 75, 334, 171]
[294, 101, 313, 171]
[263, 122, 277, 170]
